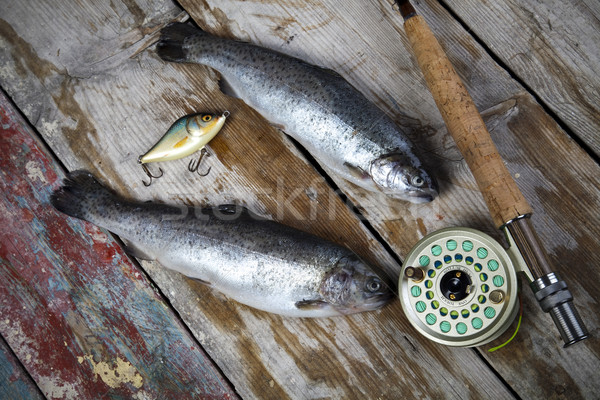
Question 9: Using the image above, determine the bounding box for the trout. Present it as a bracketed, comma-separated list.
[51, 171, 394, 317]
[157, 23, 438, 203]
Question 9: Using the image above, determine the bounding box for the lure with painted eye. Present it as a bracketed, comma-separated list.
[139, 111, 229, 164]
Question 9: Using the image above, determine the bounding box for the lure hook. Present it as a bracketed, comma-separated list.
[188, 148, 211, 177]
[138, 156, 164, 186]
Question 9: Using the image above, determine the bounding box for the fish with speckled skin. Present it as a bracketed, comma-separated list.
[51, 171, 394, 317]
[157, 23, 438, 203]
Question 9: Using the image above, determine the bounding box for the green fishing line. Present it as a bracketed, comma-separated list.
[488, 295, 523, 352]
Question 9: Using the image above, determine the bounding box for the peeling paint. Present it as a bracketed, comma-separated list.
[39, 117, 61, 139]
[37, 375, 79, 400]
[78, 354, 144, 389]
[1, 91, 237, 399]
[25, 160, 47, 184]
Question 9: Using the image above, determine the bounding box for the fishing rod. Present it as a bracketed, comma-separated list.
[394, 0, 588, 347]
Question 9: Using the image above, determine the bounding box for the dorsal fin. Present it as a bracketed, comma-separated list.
[219, 77, 241, 99]
[217, 204, 250, 215]
[121, 239, 154, 261]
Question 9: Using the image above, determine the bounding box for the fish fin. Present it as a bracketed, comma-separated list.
[173, 136, 190, 148]
[188, 277, 212, 287]
[218, 77, 241, 99]
[295, 299, 329, 310]
[212, 204, 260, 220]
[343, 162, 370, 181]
[319, 66, 343, 79]
[50, 170, 116, 222]
[269, 122, 286, 131]
[217, 204, 251, 215]
[218, 204, 240, 212]
[156, 22, 203, 62]
[121, 240, 154, 261]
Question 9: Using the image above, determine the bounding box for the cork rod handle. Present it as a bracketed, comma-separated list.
[403, 15, 532, 227]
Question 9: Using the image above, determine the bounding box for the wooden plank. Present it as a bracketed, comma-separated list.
[0, 336, 44, 400]
[0, 91, 238, 398]
[1, 0, 599, 399]
[0, 1, 518, 400]
[442, 0, 600, 157]
[148, 0, 600, 398]
[476, 93, 600, 398]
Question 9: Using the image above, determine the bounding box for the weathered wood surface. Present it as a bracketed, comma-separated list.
[0, 92, 238, 398]
[444, 0, 600, 158]
[0, 336, 43, 400]
[0, 0, 599, 399]
[0, 2, 519, 400]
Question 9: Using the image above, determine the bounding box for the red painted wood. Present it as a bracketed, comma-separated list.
[0, 92, 238, 399]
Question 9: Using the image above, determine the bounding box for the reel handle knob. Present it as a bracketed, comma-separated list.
[404, 266, 424, 282]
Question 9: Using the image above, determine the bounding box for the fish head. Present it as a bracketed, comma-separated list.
[370, 153, 438, 203]
[320, 255, 395, 314]
[186, 111, 229, 138]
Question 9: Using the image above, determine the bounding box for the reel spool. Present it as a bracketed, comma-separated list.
[400, 227, 523, 347]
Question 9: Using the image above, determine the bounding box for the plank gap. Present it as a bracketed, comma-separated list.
[0, 87, 70, 176]
[0, 334, 46, 399]
[284, 134, 405, 270]
[472, 347, 523, 400]
[436, 0, 600, 166]
[106, 236, 243, 399]
[0, 86, 240, 398]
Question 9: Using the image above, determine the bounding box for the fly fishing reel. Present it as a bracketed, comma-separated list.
[395, 0, 588, 348]
[400, 227, 527, 347]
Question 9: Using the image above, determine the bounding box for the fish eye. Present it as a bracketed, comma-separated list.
[411, 175, 425, 187]
[366, 278, 382, 293]
[202, 115, 212, 122]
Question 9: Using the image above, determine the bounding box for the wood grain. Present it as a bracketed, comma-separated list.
[0, 0, 599, 399]
[0, 336, 43, 400]
[443, 0, 600, 158]
[0, 90, 237, 399]
[161, 0, 600, 398]
[0, 1, 516, 399]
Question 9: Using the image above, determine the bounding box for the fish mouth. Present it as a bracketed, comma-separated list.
[337, 291, 395, 314]
[408, 188, 438, 203]
[354, 285, 397, 312]
[366, 291, 396, 309]
[369, 155, 439, 203]
[407, 174, 439, 203]
[384, 187, 438, 204]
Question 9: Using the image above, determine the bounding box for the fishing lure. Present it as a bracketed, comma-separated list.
[138, 111, 230, 186]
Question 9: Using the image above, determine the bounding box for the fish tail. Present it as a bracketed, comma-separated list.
[50, 171, 117, 223]
[156, 22, 203, 62]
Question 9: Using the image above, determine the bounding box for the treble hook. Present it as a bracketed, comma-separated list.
[188, 148, 212, 177]
[138, 156, 164, 186]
